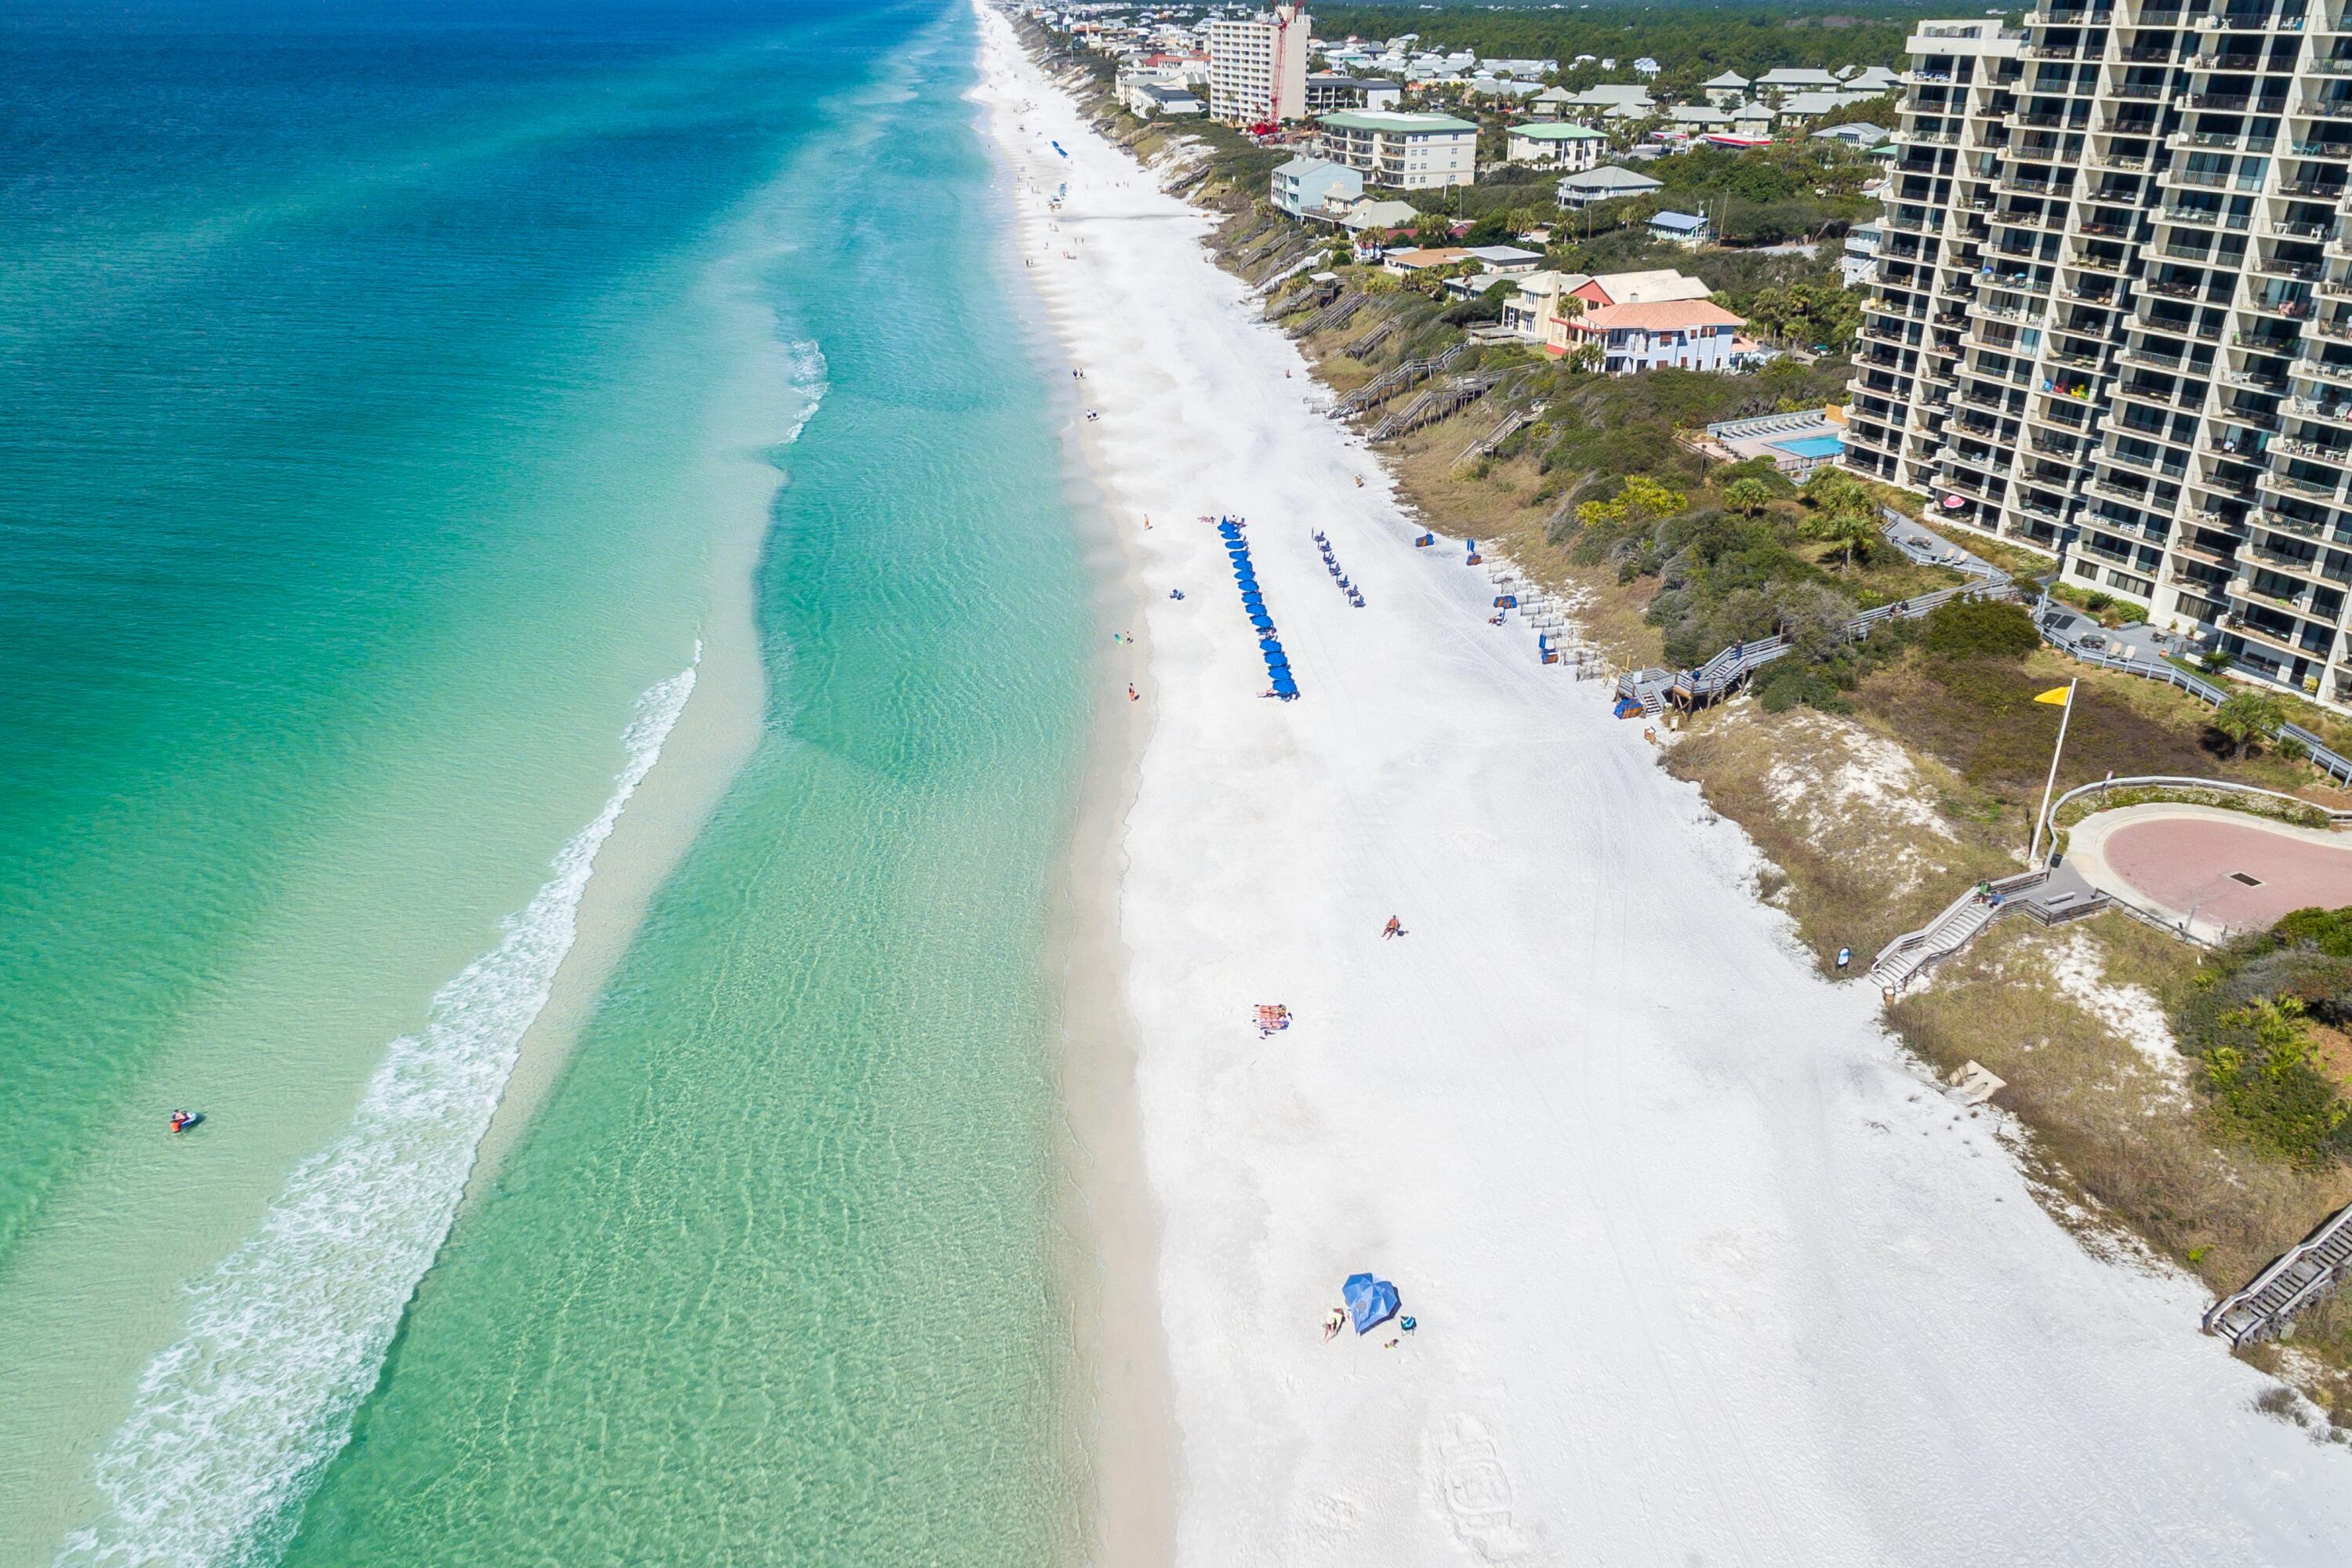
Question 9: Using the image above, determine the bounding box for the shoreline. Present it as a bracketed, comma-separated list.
[975, 9, 2352, 1562]
[970, 34, 1180, 1568]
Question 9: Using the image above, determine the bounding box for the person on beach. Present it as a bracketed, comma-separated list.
[1382, 916, 1403, 939]
[1323, 1308, 1345, 1342]
[1127, 683, 1138, 702]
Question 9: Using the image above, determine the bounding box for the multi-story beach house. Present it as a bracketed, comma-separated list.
[1270, 154, 1363, 217]
[1559, 299, 1749, 374]
[1206, 6, 1312, 125]
[1315, 110, 1478, 189]
[1843, 8, 2352, 707]
[1504, 122, 1609, 169]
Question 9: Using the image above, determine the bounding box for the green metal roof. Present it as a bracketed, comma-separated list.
[1505, 122, 1608, 140]
[1318, 111, 1479, 133]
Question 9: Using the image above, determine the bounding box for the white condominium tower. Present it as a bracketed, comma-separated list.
[1847, 5, 2352, 706]
[1207, 6, 1312, 126]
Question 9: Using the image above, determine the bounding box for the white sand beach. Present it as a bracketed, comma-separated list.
[975, 9, 2352, 1564]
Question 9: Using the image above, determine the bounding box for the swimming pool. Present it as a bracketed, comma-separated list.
[1772, 433, 1846, 460]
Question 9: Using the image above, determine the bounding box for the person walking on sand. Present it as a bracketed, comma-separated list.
[1127, 683, 1138, 702]
[1381, 916, 1403, 939]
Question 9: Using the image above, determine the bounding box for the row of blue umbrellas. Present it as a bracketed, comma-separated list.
[1220, 519, 1298, 700]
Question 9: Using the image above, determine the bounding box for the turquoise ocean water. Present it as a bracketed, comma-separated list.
[0, 2, 1091, 1562]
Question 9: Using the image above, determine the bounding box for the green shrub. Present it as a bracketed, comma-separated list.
[2199, 997, 2352, 1165]
[1921, 598, 2039, 661]
[1754, 659, 1849, 714]
[2273, 907, 2352, 959]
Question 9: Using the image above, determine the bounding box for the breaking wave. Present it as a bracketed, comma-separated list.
[55, 652, 700, 1568]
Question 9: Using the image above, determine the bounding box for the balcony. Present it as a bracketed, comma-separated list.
[2262, 467, 2346, 502]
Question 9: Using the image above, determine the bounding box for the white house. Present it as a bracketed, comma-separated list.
[1559, 299, 1747, 374]
[1271, 154, 1364, 217]
[1813, 121, 1892, 149]
[1527, 85, 1577, 119]
[1504, 122, 1608, 169]
[1119, 76, 1206, 116]
[1317, 109, 1479, 189]
[1556, 163, 1663, 209]
[1700, 70, 1750, 109]
[1840, 221, 1883, 287]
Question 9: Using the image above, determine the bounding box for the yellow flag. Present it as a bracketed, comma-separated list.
[2034, 685, 2071, 706]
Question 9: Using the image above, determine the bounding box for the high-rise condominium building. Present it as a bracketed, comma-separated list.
[1207, 7, 1312, 126]
[1846, 6, 2352, 707]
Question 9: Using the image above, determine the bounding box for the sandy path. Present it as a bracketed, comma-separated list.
[975, 11, 2352, 1563]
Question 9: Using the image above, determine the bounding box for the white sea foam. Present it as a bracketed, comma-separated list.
[54, 652, 699, 1568]
[783, 337, 828, 442]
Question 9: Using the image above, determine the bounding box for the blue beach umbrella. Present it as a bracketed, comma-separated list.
[1342, 1273, 1399, 1334]
[1250, 614, 1274, 630]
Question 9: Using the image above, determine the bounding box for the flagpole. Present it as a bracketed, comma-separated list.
[2028, 677, 2078, 869]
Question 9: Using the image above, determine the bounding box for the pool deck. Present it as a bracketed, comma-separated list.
[1712, 416, 1844, 472]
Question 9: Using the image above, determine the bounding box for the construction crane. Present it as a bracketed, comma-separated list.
[1247, 5, 1303, 138]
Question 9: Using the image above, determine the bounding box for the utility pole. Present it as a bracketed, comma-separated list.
[2027, 677, 2078, 869]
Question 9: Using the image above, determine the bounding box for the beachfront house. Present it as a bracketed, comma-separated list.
[1500, 270, 1572, 340]
[1556, 164, 1662, 209]
[1381, 245, 1471, 276]
[1326, 194, 1419, 235]
[1121, 79, 1207, 117]
[1504, 122, 1607, 170]
[1556, 299, 1748, 375]
[1538, 269, 1714, 354]
[1648, 210, 1711, 247]
[1271, 155, 1364, 218]
[1316, 109, 1478, 190]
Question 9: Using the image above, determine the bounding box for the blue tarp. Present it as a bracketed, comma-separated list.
[1342, 1273, 1399, 1334]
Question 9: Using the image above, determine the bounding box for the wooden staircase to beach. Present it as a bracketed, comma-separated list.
[2206, 1203, 2352, 1346]
[1368, 372, 1501, 443]
[1288, 291, 1367, 340]
[1338, 341, 1468, 415]
[1341, 318, 1401, 361]
[1451, 403, 1540, 469]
